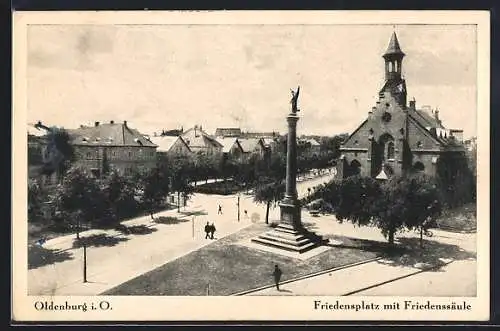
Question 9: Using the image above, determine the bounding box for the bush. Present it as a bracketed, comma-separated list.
[194, 181, 243, 195]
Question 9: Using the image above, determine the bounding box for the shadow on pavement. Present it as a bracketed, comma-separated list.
[153, 216, 190, 225]
[324, 234, 475, 272]
[325, 235, 402, 253]
[115, 224, 158, 235]
[72, 234, 130, 248]
[28, 245, 74, 270]
[381, 237, 477, 271]
[180, 210, 209, 217]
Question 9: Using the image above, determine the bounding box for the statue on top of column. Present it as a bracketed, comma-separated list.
[290, 86, 300, 114]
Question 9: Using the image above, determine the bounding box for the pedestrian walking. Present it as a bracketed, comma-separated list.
[204, 222, 211, 239]
[210, 222, 216, 239]
[244, 210, 248, 218]
[273, 264, 282, 291]
[218, 204, 223, 215]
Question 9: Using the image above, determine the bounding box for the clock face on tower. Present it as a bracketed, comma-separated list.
[382, 112, 392, 123]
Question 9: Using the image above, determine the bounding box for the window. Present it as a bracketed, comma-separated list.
[128, 151, 132, 158]
[387, 142, 395, 160]
[388, 62, 393, 72]
[86, 152, 92, 159]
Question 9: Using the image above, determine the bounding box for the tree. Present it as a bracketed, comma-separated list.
[138, 168, 169, 220]
[167, 155, 195, 212]
[254, 180, 286, 224]
[306, 174, 442, 246]
[52, 167, 107, 237]
[28, 179, 47, 224]
[397, 174, 442, 248]
[40, 127, 75, 183]
[101, 170, 139, 221]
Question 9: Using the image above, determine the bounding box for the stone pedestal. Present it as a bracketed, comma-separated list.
[251, 112, 327, 254]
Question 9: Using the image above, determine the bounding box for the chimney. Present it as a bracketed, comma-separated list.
[124, 120, 127, 127]
[95, 121, 100, 127]
[409, 99, 416, 109]
[110, 120, 114, 124]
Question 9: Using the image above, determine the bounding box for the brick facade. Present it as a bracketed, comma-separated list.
[337, 32, 467, 181]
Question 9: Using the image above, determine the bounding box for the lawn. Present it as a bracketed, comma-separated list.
[435, 203, 476, 233]
[104, 224, 381, 296]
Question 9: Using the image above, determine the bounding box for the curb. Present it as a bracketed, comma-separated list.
[231, 256, 383, 296]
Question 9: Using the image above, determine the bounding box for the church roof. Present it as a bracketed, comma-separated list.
[383, 32, 405, 57]
[412, 109, 444, 130]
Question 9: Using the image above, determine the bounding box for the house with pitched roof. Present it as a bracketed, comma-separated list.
[237, 137, 267, 159]
[149, 135, 191, 157]
[181, 125, 223, 156]
[217, 137, 244, 159]
[69, 120, 157, 177]
[337, 32, 468, 182]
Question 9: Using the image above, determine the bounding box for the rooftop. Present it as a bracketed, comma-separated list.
[69, 121, 157, 147]
[149, 136, 189, 153]
[383, 31, 405, 57]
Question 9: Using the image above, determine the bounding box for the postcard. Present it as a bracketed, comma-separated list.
[12, 10, 490, 322]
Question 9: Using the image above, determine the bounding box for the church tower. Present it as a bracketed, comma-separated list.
[380, 32, 407, 108]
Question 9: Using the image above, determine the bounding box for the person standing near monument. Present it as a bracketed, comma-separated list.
[273, 264, 283, 291]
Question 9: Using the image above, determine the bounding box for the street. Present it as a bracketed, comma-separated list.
[28, 171, 336, 296]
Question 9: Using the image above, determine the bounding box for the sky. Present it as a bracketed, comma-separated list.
[27, 24, 477, 139]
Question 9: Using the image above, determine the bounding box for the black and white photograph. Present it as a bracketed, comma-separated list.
[12, 11, 490, 322]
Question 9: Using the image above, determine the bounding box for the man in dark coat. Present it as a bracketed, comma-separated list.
[204, 222, 210, 239]
[273, 264, 282, 291]
[210, 222, 216, 239]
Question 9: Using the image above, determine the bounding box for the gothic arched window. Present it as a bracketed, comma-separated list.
[388, 62, 393, 72]
[387, 141, 395, 160]
[394, 61, 398, 72]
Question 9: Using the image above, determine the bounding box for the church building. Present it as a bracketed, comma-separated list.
[337, 32, 468, 183]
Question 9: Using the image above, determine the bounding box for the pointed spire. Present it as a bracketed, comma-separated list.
[384, 31, 405, 57]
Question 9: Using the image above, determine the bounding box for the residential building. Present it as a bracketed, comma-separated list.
[298, 138, 321, 157]
[237, 137, 267, 159]
[69, 120, 157, 177]
[217, 137, 244, 160]
[149, 135, 191, 157]
[337, 32, 468, 182]
[181, 125, 223, 156]
[215, 128, 242, 138]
